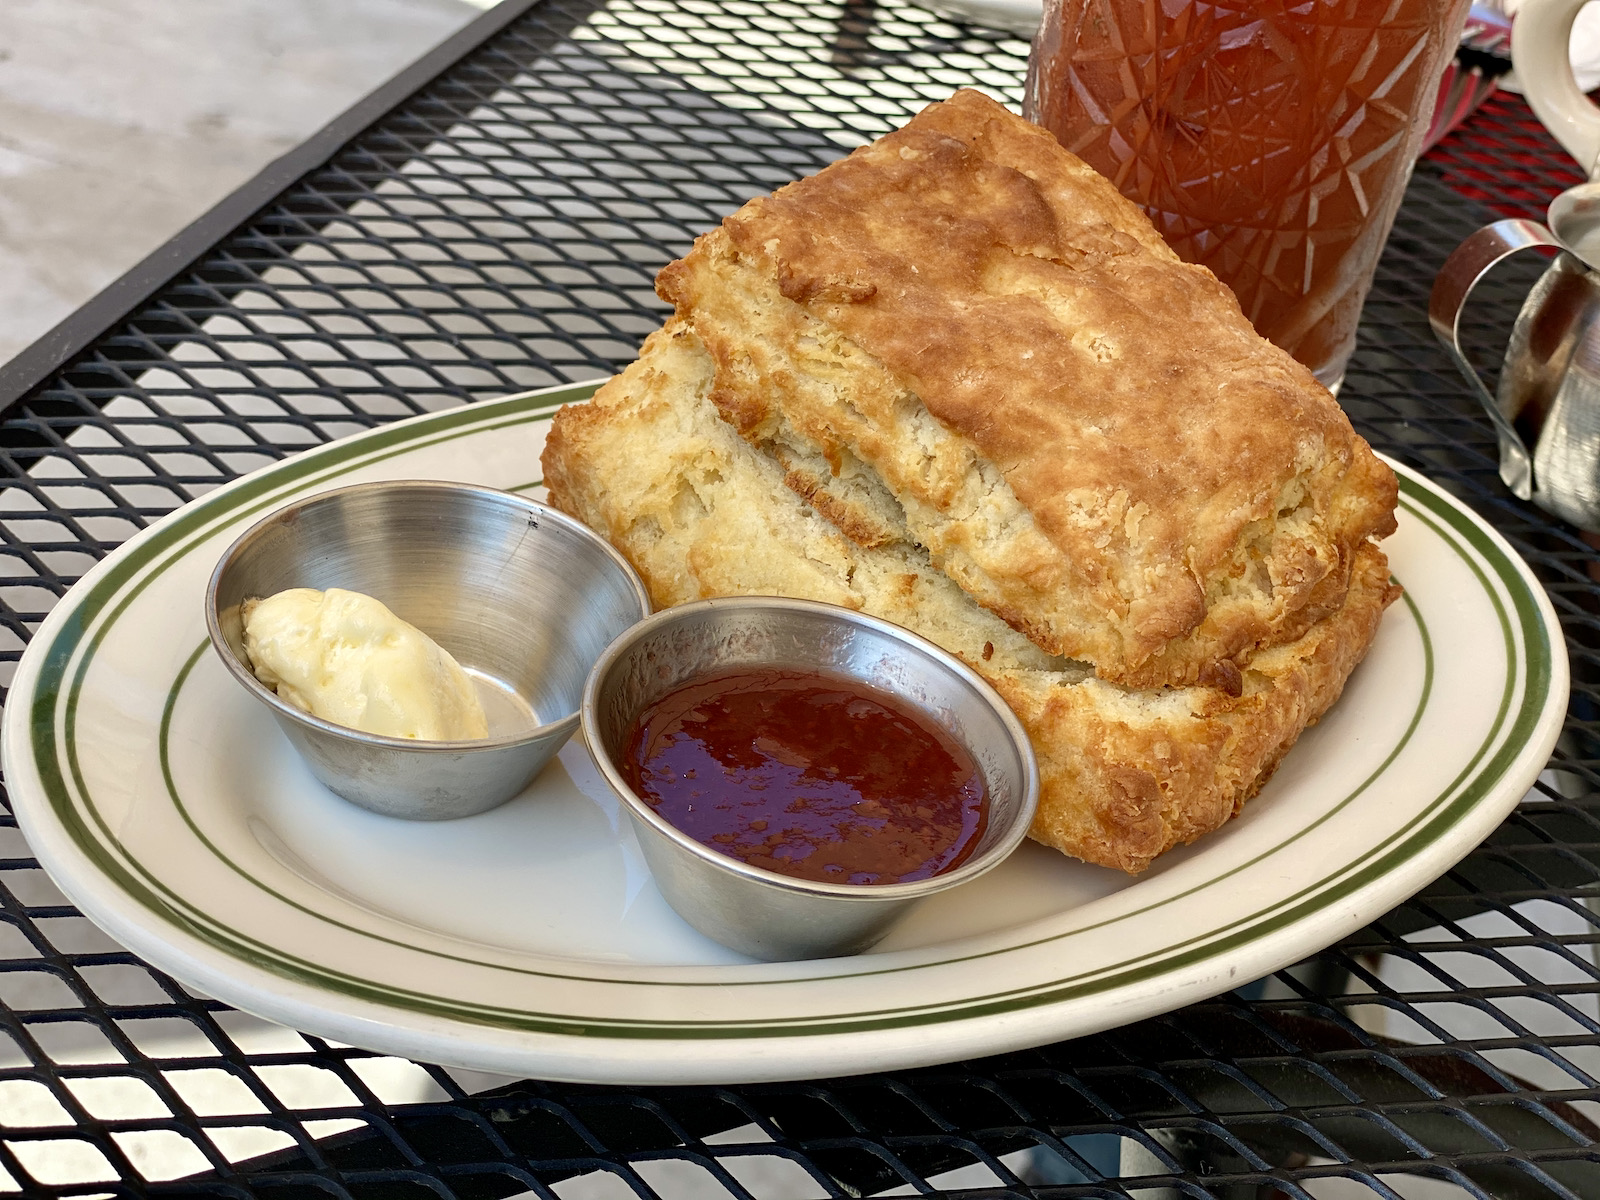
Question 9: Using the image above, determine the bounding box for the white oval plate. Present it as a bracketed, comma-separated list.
[1, 382, 1569, 1086]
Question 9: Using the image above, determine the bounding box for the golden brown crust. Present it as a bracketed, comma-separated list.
[658, 88, 1397, 688]
[1007, 545, 1397, 871]
[541, 325, 1399, 873]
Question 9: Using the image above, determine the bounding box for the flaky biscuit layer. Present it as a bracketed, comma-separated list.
[542, 325, 1398, 873]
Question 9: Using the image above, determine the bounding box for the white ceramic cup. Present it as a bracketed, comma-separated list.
[1515, 0, 1600, 174]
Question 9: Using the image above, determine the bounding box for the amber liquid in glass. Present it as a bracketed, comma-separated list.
[1026, 0, 1470, 387]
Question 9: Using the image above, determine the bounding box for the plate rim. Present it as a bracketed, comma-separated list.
[1, 383, 1571, 1082]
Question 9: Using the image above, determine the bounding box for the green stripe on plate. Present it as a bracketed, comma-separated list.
[142, 572, 1435, 1007]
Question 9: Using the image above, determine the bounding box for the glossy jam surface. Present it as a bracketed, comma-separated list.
[621, 668, 988, 885]
[1026, 0, 1470, 384]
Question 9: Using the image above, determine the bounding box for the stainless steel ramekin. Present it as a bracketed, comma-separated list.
[581, 597, 1039, 961]
[207, 480, 650, 819]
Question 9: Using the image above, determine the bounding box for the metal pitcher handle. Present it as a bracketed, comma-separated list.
[1428, 219, 1564, 501]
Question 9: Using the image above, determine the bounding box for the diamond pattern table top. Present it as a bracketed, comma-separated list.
[0, 2, 1595, 1197]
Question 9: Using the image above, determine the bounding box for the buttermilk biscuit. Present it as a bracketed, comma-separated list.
[542, 324, 1398, 873]
[657, 89, 1397, 691]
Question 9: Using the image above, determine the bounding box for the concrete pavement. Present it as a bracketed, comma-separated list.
[0, 0, 489, 368]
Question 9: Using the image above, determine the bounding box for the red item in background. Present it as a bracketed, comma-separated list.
[1026, 0, 1472, 388]
[1426, 87, 1586, 220]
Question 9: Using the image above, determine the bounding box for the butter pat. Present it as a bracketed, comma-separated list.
[242, 587, 489, 741]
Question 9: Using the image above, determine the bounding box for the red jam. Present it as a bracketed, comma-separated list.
[620, 667, 988, 885]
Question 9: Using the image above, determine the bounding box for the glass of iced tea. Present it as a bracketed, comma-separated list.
[1026, 0, 1472, 390]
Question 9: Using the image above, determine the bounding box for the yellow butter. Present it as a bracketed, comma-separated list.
[242, 587, 488, 741]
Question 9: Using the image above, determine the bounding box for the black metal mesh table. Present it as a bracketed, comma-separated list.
[0, 1, 1596, 1196]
